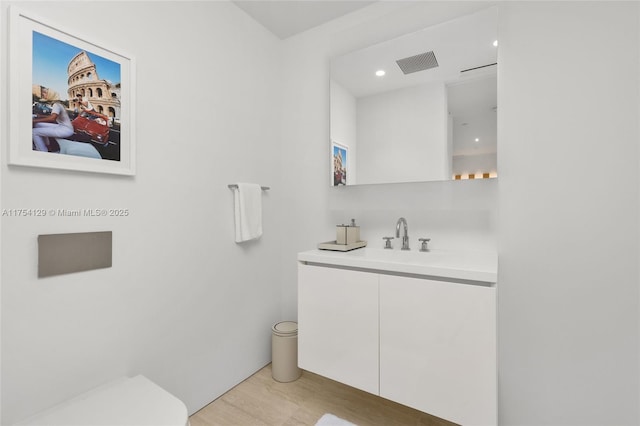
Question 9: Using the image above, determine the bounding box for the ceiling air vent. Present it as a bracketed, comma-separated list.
[396, 51, 439, 75]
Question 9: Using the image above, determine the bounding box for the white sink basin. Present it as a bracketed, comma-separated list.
[298, 247, 497, 283]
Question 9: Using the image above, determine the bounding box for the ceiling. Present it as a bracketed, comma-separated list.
[232, 1, 376, 39]
[330, 6, 497, 98]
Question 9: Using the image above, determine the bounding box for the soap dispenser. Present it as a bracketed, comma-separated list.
[336, 218, 360, 245]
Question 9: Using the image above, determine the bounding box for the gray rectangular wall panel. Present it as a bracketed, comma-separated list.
[38, 231, 112, 278]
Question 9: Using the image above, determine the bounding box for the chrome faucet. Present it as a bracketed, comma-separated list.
[395, 217, 410, 250]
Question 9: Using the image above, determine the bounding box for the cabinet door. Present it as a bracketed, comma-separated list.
[298, 263, 379, 395]
[380, 275, 496, 426]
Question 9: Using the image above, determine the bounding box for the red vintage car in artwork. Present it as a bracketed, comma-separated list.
[72, 111, 110, 144]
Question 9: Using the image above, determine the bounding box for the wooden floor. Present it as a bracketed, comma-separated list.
[189, 364, 457, 426]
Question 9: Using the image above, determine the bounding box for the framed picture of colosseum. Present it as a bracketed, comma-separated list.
[8, 7, 136, 175]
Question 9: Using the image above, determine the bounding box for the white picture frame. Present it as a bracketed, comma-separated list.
[9, 7, 136, 175]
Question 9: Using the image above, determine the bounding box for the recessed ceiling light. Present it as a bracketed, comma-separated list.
[493, 40, 498, 47]
[375, 70, 386, 77]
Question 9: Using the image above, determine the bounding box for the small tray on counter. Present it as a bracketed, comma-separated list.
[318, 240, 367, 252]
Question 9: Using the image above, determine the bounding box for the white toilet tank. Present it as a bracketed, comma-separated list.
[15, 375, 189, 426]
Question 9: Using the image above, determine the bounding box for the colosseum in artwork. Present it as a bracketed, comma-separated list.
[67, 51, 120, 122]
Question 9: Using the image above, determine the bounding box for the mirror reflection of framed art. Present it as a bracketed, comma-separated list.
[332, 141, 348, 187]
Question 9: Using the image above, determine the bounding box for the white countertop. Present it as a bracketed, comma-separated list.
[298, 247, 497, 283]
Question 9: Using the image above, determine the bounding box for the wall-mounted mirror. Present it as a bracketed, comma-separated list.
[330, 7, 497, 186]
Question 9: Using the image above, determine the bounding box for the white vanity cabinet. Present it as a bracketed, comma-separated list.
[297, 264, 379, 395]
[379, 275, 496, 426]
[297, 248, 497, 426]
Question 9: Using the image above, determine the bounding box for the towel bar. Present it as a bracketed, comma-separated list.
[228, 184, 270, 191]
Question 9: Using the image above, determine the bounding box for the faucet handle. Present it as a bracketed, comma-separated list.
[383, 237, 394, 249]
[419, 238, 431, 252]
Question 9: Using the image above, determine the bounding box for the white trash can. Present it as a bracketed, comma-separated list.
[271, 321, 302, 382]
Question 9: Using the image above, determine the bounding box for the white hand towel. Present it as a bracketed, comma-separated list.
[233, 183, 263, 243]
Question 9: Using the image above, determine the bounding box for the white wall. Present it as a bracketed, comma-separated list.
[498, 2, 639, 425]
[357, 82, 448, 184]
[0, 1, 283, 424]
[453, 153, 497, 177]
[0, 3, 3, 422]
